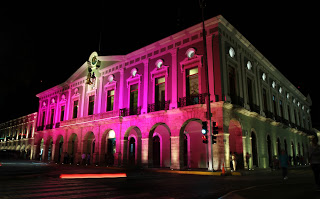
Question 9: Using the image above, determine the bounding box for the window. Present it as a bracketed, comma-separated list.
[130, 84, 139, 115]
[247, 78, 253, 108]
[28, 126, 32, 138]
[280, 100, 284, 118]
[107, 90, 114, 111]
[263, 89, 268, 112]
[73, 100, 79, 119]
[60, 106, 65, 121]
[155, 77, 166, 110]
[50, 109, 55, 125]
[186, 67, 199, 97]
[41, 111, 46, 127]
[88, 95, 95, 115]
[272, 95, 277, 116]
[287, 105, 291, 123]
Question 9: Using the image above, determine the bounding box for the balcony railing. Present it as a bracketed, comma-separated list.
[148, 100, 170, 113]
[120, 106, 142, 116]
[178, 93, 207, 108]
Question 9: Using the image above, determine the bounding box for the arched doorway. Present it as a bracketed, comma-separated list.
[229, 120, 243, 170]
[55, 136, 64, 163]
[180, 119, 207, 169]
[128, 137, 136, 165]
[148, 123, 171, 168]
[183, 134, 188, 168]
[83, 132, 95, 165]
[277, 138, 281, 156]
[123, 126, 142, 167]
[153, 135, 160, 167]
[47, 138, 53, 161]
[106, 130, 116, 166]
[291, 142, 295, 166]
[68, 134, 78, 164]
[267, 135, 272, 168]
[251, 132, 258, 168]
[284, 139, 288, 155]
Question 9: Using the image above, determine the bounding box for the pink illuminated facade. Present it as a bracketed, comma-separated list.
[5, 15, 313, 171]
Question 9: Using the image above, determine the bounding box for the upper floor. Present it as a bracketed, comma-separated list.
[35, 15, 312, 133]
[0, 112, 37, 142]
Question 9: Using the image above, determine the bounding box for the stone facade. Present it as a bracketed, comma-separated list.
[0, 15, 313, 171]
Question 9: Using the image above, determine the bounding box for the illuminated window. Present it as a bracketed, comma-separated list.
[107, 90, 114, 111]
[88, 95, 95, 115]
[155, 77, 166, 110]
[186, 67, 199, 97]
[41, 111, 46, 127]
[273, 95, 277, 116]
[73, 100, 79, 119]
[130, 84, 139, 115]
[60, 106, 65, 121]
[50, 109, 55, 125]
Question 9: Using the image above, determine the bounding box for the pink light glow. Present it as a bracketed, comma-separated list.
[59, 173, 127, 179]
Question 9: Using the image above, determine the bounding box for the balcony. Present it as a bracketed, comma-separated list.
[148, 100, 170, 113]
[178, 93, 207, 108]
[120, 106, 142, 116]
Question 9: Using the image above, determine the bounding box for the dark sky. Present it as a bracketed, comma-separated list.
[1, 1, 319, 127]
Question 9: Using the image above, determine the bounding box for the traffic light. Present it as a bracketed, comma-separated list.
[212, 121, 218, 144]
[201, 121, 208, 135]
[202, 135, 208, 144]
[202, 121, 208, 143]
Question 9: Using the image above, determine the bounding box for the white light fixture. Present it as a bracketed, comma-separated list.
[262, 73, 266, 81]
[186, 48, 196, 58]
[155, 59, 164, 68]
[247, 61, 252, 70]
[229, 47, 235, 58]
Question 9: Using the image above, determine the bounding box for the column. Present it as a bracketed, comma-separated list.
[118, 68, 125, 109]
[242, 135, 248, 169]
[170, 135, 180, 170]
[141, 137, 149, 168]
[142, 59, 149, 114]
[223, 133, 231, 172]
[170, 48, 178, 109]
[97, 76, 103, 114]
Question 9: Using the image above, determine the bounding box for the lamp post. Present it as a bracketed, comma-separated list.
[199, 0, 213, 171]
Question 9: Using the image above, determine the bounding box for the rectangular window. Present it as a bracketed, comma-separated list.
[155, 77, 165, 110]
[186, 67, 199, 97]
[50, 109, 55, 125]
[280, 100, 284, 118]
[41, 111, 46, 127]
[88, 95, 95, 115]
[272, 95, 277, 116]
[287, 105, 291, 122]
[107, 90, 114, 111]
[263, 89, 268, 112]
[60, 106, 65, 121]
[247, 78, 253, 108]
[73, 100, 79, 119]
[130, 84, 139, 114]
[28, 126, 32, 138]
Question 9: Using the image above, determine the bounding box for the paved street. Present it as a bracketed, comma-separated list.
[1, 160, 320, 198]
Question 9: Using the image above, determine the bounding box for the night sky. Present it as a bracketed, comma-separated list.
[1, 1, 319, 127]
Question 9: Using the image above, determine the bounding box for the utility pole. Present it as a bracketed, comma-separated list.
[199, 0, 213, 171]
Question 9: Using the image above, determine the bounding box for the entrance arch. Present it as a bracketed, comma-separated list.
[267, 135, 272, 168]
[123, 126, 142, 166]
[83, 132, 95, 165]
[68, 133, 78, 164]
[148, 123, 171, 168]
[47, 137, 53, 161]
[101, 129, 116, 166]
[229, 120, 243, 170]
[180, 119, 207, 169]
[54, 135, 64, 163]
[251, 131, 258, 168]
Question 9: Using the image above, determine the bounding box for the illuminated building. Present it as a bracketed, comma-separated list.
[0, 113, 37, 159]
[1, 15, 313, 171]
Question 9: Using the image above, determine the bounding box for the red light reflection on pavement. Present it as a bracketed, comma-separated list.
[60, 173, 127, 179]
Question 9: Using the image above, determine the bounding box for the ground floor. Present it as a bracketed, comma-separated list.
[0, 102, 312, 171]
